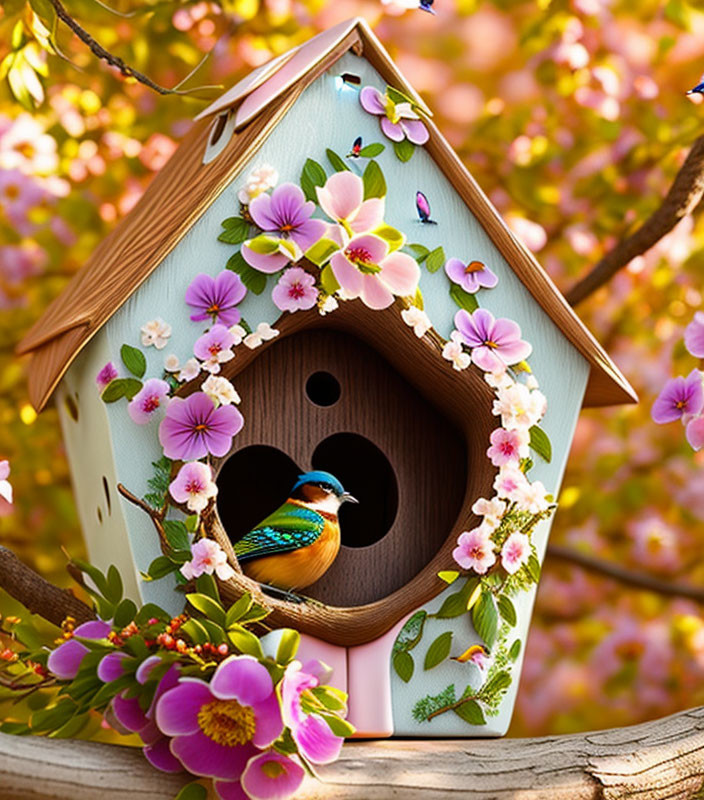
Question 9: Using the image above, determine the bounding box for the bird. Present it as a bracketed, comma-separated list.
[688, 75, 704, 96]
[382, 0, 435, 13]
[233, 470, 358, 597]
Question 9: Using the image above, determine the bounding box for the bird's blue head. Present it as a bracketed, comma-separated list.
[291, 471, 358, 504]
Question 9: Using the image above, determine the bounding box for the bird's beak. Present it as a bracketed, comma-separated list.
[342, 493, 359, 504]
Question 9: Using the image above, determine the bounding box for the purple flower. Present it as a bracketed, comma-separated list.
[685, 311, 704, 358]
[128, 378, 170, 424]
[47, 620, 111, 680]
[194, 324, 236, 374]
[169, 462, 218, 513]
[272, 267, 318, 313]
[111, 659, 183, 773]
[455, 308, 532, 372]
[186, 271, 247, 327]
[159, 392, 243, 461]
[687, 416, 704, 451]
[229, 751, 304, 800]
[651, 370, 704, 424]
[242, 183, 327, 273]
[97, 651, 129, 683]
[444, 258, 498, 294]
[155, 655, 283, 782]
[359, 86, 429, 145]
[281, 660, 344, 765]
[96, 362, 118, 391]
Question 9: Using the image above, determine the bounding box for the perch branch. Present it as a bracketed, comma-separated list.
[565, 134, 704, 306]
[116, 483, 169, 550]
[3, 705, 704, 798]
[47, 0, 198, 95]
[0, 546, 94, 627]
[546, 543, 704, 603]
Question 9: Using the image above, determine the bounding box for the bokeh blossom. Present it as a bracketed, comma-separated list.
[0, 461, 12, 509]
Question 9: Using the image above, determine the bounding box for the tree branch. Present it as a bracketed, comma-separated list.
[0, 546, 94, 627]
[546, 543, 704, 603]
[48, 0, 196, 95]
[565, 134, 704, 306]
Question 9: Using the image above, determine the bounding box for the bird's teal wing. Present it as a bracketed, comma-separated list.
[234, 502, 325, 563]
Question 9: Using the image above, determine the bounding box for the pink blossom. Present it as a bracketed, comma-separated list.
[180, 538, 235, 581]
[452, 526, 496, 574]
[316, 171, 385, 236]
[359, 86, 429, 145]
[128, 379, 170, 424]
[169, 462, 218, 513]
[455, 308, 532, 372]
[234, 751, 304, 800]
[486, 428, 529, 466]
[0, 169, 47, 233]
[194, 324, 236, 374]
[513, 480, 549, 514]
[686, 416, 704, 451]
[685, 312, 704, 358]
[501, 532, 531, 574]
[0, 460, 12, 510]
[494, 465, 530, 500]
[96, 362, 119, 391]
[272, 267, 318, 312]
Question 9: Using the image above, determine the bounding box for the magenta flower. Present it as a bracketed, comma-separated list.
[329, 233, 420, 310]
[486, 428, 529, 467]
[444, 258, 498, 294]
[186, 271, 247, 327]
[359, 86, 429, 145]
[651, 370, 704, 424]
[232, 751, 304, 800]
[180, 538, 235, 582]
[155, 655, 283, 782]
[128, 378, 170, 424]
[686, 416, 704, 451]
[159, 392, 243, 461]
[452, 526, 496, 574]
[0, 460, 12, 510]
[501, 532, 531, 575]
[455, 309, 532, 372]
[194, 324, 236, 374]
[316, 172, 385, 236]
[111, 659, 183, 773]
[241, 183, 327, 273]
[272, 267, 318, 313]
[169, 462, 218, 513]
[96, 362, 118, 391]
[685, 311, 704, 358]
[97, 651, 129, 683]
[47, 620, 111, 680]
[281, 659, 344, 765]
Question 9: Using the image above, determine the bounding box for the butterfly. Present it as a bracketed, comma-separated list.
[419, 0, 435, 13]
[687, 74, 704, 95]
[347, 136, 363, 158]
[416, 191, 437, 224]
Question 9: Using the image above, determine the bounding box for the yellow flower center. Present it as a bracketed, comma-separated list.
[384, 96, 401, 124]
[197, 699, 256, 747]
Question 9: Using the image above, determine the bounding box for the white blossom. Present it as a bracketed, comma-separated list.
[244, 322, 280, 349]
[178, 357, 201, 383]
[202, 375, 241, 406]
[164, 354, 180, 372]
[229, 324, 247, 346]
[471, 496, 506, 530]
[513, 480, 549, 514]
[442, 331, 470, 371]
[318, 295, 339, 316]
[492, 382, 546, 430]
[401, 306, 432, 338]
[237, 164, 279, 205]
[140, 318, 172, 350]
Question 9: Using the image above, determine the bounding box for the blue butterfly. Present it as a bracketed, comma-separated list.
[687, 74, 704, 95]
[416, 191, 437, 224]
[420, 0, 435, 12]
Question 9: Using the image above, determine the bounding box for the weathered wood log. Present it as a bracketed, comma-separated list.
[2, 705, 704, 799]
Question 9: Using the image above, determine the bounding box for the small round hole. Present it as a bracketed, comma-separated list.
[305, 371, 341, 407]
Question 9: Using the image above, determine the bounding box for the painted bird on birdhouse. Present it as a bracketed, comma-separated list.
[233, 471, 358, 593]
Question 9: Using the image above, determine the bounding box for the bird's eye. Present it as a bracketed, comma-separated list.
[318, 483, 334, 493]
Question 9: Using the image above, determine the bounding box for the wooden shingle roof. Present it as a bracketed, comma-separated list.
[17, 17, 637, 411]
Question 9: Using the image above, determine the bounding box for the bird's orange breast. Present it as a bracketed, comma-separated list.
[242, 518, 341, 591]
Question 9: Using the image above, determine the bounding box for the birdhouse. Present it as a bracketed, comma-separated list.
[17, 18, 636, 739]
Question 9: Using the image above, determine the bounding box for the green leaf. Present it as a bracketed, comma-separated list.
[526, 553, 541, 583]
[181, 618, 209, 645]
[408, 243, 429, 263]
[414, 287, 424, 310]
[320, 264, 340, 295]
[164, 520, 191, 552]
[320, 712, 355, 737]
[393, 139, 415, 162]
[483, 669, 512, 697]
[434, 577, 479, 618]
[528, 425, 552, 463]
[72, 559, 110, 598]
[497, 595, 517, 627]
[143, 556, 178, 581]
[31, 698, 77, 732]
[509, 639, 522, 662]
[358, 142, 385, 158]
[246, 234, 280, 255]
[174, 782, 208, 800]
[472, 591, 498, 649]
[362, 160, 386, 199]
[453, 699, 486, 726]
[105, 565, 123, 604]
[228, 625, 264, 659]
[392, 650, 414, 683]
[135, 603, 170, 625]
[386, 85, 417, 106]
[225, 592, 253, 627]
[239, 603, 270, 624]
[186, 593, 226, 626]
[438, 570, 459, 585]
[120, 344, 146, 379]
[393, 610, 427, 654]
[199, 618, 227, 645]
[326, 148, 349, 172]
[373, 224, 404, 252]
[449, 283, 479, 313]
[218, 216, 251, 244]
[305, 237, 340, 266]
[300, 158, 327, 202]
[226, 250, 267, 295]
[425, 246, 445, 273]
[311, 686, 347, 712]
[276, 629, 300, 665]
[113, 598, 137, 629]
[185, 515, 199, 533]
[424, 631, 453, 670]
[195, 573, 221, 603]
[101, 378, 143, 403]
